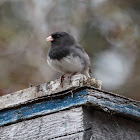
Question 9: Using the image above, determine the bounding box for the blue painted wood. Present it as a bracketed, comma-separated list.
[0, 88, 140, 127]
[0, 90, 88, 126]
[88, 96, 140, 118]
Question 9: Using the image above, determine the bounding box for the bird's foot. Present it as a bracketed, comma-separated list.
[89, 66, 92, 74]
[60, 74, 65, 87]
[68, 72, 77, 82]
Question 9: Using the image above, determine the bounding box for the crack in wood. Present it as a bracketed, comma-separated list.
[49, 127, 92, 140]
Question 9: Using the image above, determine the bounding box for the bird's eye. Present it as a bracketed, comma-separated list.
[56, 34, 61, 38]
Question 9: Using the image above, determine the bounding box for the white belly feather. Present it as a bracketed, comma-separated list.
[47, 54, 84, 74]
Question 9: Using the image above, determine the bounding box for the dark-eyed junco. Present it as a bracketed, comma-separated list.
[46, 31, 91, 85]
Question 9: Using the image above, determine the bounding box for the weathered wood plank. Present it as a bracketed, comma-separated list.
[87, 89, 140, 119]
[0, 74, 101, 110]
[0, 87, 140, 127]
[0, 90, 88, 126]
[83, 106, 140, 140]
[0, 107, 85, 140]
[1, 106, 139, 140]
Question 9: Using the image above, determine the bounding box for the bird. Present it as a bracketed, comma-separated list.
[46, 31, 91, 86]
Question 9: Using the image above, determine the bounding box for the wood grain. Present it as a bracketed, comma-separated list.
[0, 87, 139, 126]
[0, 74, 101, 110]
[83, 106, 140, 140]
[1, 106, 139, 140]
[0, 107, 84, 140]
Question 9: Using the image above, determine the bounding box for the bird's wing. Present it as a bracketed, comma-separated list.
[70, 44, 91, 69]
[70, 44, 86, 56]
[73, 44, 85, 53]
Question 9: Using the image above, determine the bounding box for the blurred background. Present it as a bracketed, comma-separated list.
[0, 0, 140, 100]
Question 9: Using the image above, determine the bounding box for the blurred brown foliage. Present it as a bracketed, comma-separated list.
[0, 0, 140, 100]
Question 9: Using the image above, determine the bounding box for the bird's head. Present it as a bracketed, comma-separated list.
[46, 32, 76, 47]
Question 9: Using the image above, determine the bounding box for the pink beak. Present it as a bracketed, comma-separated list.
[46, 36, 54, 42]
